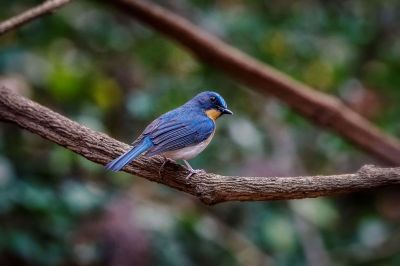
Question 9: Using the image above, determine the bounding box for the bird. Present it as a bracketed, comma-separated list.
[105, 91, 233, 178]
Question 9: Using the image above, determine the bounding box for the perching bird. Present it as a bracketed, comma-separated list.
[105, 91, 233, 178]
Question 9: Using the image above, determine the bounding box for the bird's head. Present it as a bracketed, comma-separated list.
[191, 91, 233, 121]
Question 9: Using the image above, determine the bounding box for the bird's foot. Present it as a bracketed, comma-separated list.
[185, 168, 205, 179]
[158, 157, 175, 179]
[182, 160, 205, 179]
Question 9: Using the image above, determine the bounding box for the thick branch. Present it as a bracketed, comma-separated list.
[0, 87, 399, 205]
[0, 0, 71, 35]
[110, 0, 400, 165]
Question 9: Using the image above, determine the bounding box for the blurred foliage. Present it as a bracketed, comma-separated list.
[1, 0, 400, 265]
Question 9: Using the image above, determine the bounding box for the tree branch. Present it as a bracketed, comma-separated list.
[110, 0, 400, 165]
[0, 87, 399, 205]
[0, 0, 71, 35]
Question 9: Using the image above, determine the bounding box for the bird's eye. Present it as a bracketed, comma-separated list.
[210, 96, 216, 102]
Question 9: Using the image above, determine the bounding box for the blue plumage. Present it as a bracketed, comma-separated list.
[146, 117, 215, 156]
[106, 91, 232, 175]
[105, 137, 154, 171]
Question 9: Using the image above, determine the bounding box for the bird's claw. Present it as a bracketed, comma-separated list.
[185, 168, 205, 179]
[158, 157, 175, 179]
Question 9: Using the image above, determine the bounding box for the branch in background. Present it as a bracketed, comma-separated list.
[0, 87, 399, 205]
[0, 0, 71, 35]
[110, 0, 400, 165]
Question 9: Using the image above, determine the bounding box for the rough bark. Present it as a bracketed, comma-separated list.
[0, 0, 71, 35]
[0, 87, 399, 205]
[110, 0, 400, 165]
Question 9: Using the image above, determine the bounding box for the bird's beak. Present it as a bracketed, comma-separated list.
[221, 108, 233, 115]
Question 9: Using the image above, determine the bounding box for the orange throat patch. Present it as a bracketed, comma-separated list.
[205, 109, 222, 121]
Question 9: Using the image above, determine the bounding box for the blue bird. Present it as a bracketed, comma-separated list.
[105, 91, 233, 178]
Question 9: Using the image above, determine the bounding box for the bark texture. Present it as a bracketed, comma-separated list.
[111, 0, 400, 165]
[1, 87, 399, 205]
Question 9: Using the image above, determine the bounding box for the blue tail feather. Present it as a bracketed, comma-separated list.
[105, 137, 153, 172]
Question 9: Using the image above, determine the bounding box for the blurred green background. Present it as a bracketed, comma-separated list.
[1, 0, 400, 265]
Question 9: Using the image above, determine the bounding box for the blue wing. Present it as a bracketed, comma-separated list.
[144, 116, 215, 156]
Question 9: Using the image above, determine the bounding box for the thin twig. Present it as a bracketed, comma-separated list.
[0, 0, 71, 35]
[0, 87, 399, 205]
[110, 0, 400, 165]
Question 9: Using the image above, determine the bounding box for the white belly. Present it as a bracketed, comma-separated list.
[161, 131, 214, 160]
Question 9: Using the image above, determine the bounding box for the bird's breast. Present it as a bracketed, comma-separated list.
[161, 129, 215, 160]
